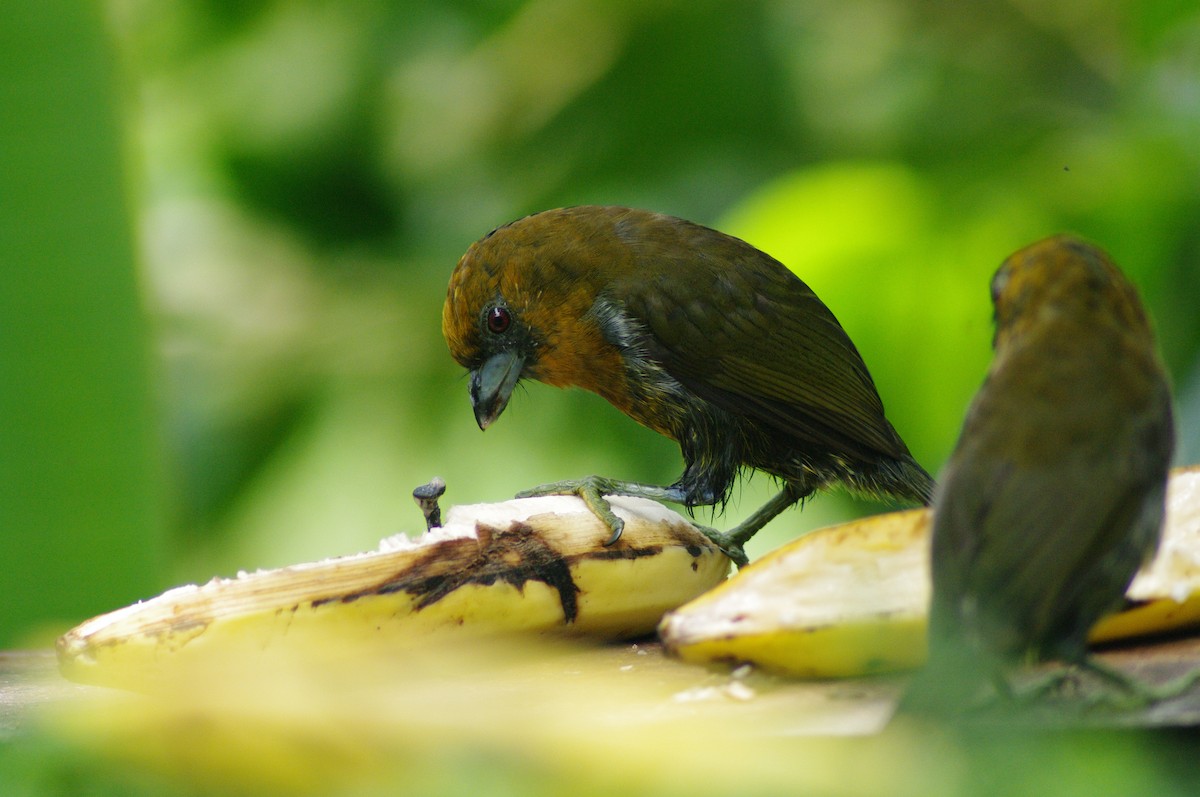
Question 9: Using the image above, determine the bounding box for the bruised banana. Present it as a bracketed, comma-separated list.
[58, 495, 729, 689]
[660, 466, 1200, 679]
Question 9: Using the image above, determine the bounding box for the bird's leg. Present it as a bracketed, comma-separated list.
[693, 483, 806, 567]
[1074, 656, 1200, 708]
[516, 478, 805, 568]
[516, 477, 690, 547]
[1015, 655, 1200, 710]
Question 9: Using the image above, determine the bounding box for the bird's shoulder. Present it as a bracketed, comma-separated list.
[594, 236, 906, 458]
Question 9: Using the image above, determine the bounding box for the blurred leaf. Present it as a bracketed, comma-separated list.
[0, 1, 165, 644]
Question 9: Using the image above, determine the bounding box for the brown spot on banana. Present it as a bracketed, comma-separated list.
[315, 521, 584, 623]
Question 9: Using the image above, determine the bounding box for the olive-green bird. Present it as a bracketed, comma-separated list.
[442, 206, 933, 564]
[913, 235, 1175, 713]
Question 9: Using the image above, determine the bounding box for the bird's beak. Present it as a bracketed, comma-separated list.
[469, 350, 525, 430]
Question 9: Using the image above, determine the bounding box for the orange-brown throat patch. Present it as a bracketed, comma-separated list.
[528, 291, 631, 406]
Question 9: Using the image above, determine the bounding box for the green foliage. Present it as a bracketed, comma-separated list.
[0, 0, 164, 646]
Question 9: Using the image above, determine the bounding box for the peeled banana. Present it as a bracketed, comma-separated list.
[58, 494, 729, 689]
[660, 466, 1200, 679]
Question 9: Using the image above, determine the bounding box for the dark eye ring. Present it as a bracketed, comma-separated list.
[486, 306, 511, 334]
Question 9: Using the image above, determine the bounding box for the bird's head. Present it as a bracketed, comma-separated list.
[989, 234, 1153, 349]
[442, 207, 640, 430]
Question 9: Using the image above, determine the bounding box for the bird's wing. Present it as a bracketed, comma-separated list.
[614, 245, 908, 460]
[930, 380, 1171, 656]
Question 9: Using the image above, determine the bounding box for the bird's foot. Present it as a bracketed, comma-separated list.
[516, 476, 765, 566]
[690, 526, 750, 568]
[688, 485, 806, 568]
[517, 476, 704, 547]
[517, 476, 628, 545]
[1073, 658, 1200, 709]
[1015, 657, 1200, 711]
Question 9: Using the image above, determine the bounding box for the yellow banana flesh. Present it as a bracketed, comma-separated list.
[58, 495, 729, 689]
[660, 466, 1200, 678]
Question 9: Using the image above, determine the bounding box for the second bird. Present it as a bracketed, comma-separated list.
[442, 206, 933, 563]
[913, 235, 1176, 712]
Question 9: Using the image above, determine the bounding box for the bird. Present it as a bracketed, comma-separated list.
[913, 235, 1175, 714]
[442, 205, 933, 565]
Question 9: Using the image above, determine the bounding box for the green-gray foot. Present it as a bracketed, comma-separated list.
[1017, 657, 1200, 711]
[517, 476, 742, 560]
[695, 484, 805, 568]
[691, 525, 750, 568]
[517, 476, 631, 546]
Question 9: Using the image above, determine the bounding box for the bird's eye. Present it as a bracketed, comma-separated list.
[486, 306, 512, 334]
[990, 268, 1010, 305]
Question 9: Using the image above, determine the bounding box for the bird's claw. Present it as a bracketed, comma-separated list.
[516, 476, 626, 545]
[517, 477, 752, 563]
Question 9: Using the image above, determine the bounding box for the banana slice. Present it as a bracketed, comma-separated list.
[1094, 465, 1200, 642]
[661, 509, 931, 678]
[58, 495, 729, 689]
[660, 466, 1200, 679]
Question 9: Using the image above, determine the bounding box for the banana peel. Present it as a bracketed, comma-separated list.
[58, 495, 729, 689]
[660, 466, 1200, 678]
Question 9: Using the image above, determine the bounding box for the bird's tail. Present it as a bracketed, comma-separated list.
[850, 454, 935, 506]
[897, 456, 936, 504]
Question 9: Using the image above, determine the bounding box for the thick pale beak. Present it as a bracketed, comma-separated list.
[469, 350, 525, 430]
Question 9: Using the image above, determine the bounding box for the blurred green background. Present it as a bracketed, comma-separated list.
[5, 0, 1200, 647]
